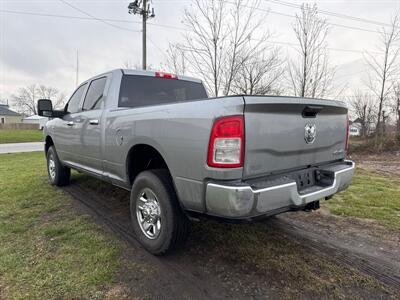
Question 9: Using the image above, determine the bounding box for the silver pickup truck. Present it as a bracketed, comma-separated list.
[38, 69, 355, 255]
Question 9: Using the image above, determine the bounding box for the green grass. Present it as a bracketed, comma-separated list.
[325, 168, 400, 230]
[0, 129, 44, 144]
[0, 153, 397, 298]
[0, 152, 120, 299]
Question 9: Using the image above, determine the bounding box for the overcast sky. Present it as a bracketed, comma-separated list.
[1, 0, 400, 103]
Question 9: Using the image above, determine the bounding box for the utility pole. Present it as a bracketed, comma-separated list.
[128, 0, 155, 70]
[142, 0, 147, 70]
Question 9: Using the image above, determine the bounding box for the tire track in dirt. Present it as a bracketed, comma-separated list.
[63, 183, 246, 300]
[64, 182, 400, 297]
[269, 216, 400, 289]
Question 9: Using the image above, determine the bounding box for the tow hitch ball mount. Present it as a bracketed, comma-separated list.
[303, 200, 320, 212]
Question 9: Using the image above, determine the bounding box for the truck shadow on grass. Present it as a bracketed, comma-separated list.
[64, 172, 399, 300]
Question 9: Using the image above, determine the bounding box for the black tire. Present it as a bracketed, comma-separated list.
[46, 146, 70, 186]
[130, 169, 190, 255]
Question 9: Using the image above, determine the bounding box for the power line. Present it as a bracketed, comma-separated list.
[264, 0, 396, 29]
[148, 35, 166, 58]
[265, 40, 380, 54]
[53, 0, 397, 35]
[58, 0, 138, 32]
[266, 8, 382, 34]
[0, 8, 382, 55]
[0, 9, 183, 31]
[223, 0, 383, 35]
[3, 2, 381, 36]
[160, 0, 393, 35]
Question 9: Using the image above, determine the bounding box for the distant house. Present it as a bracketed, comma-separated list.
[0, 104, 22, 124]
[349, 120, 361, 137]
[350, 118, 376, 137]
[22, 115, 49, 129]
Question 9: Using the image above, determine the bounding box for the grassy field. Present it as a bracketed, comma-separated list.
[325, 168, 400, 230]
[0, 152, 397, 298]
[0, 129, 43, 144]
[0, 152, 121, 299]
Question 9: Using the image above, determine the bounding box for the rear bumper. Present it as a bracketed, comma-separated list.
[205, 160, 355, 219]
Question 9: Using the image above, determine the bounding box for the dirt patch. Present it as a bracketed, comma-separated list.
[350, 152, 400, 176]
[105, 285, 135, 300]
[286, 209, 400, 253]
[63, 176, 400, 299]
[65, 183, 242, 299]
[277, 211, 400, 287]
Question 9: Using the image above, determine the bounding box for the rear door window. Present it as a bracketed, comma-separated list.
[66, 83, 87, 114]
[118, 75, 208, 108]
[82, 77, 107, 111]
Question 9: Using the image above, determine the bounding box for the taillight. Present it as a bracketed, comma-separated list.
[155, 71, 177, 79]
[345, 114, 350, 154]
[207, 115, 244, 168]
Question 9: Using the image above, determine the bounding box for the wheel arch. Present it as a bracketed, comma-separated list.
[125, 143, 172, 186]
[45, 135, 54, 154]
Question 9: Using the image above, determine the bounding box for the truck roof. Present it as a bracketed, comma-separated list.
[79, 69, 203, 88]
[120, 69, 203, 84]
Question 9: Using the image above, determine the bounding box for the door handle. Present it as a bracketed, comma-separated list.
[89, 119, 99, 125]
[67, 121, 74, 126]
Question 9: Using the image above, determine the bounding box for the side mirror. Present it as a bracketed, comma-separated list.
[37, 99, 53, 117]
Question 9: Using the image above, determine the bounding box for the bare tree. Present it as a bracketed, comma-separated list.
[392, 82, 400, 133]
[287, 3, 335, 98]
[168, 0, 278, 97]
[12, 85, 38, 115]
[178, 0, 226, 96]
[231, 48, 284, 95]
[348, 90, 376, 137]
[164, 44, 187, 75]
[122, 60, 154, 70]
[12, 84, 66, 115]
[220, 0, 271, 95]
[37, 85, 66, 109]
[365, 14, 400, 136]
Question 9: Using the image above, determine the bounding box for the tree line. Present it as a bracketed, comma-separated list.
[9, 84, 66, 116]
[4, 1, 399, 138]
[164, 0, 400, 138]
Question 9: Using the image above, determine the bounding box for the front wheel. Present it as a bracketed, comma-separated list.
[130, 169, 190, 255]
[46, 146, 70, 186]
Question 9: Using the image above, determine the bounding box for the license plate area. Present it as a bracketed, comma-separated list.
[295, 169, 316, 191]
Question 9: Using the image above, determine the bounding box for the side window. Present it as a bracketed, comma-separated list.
[66, 83, 87, 114]
[82, 77, 107, 111]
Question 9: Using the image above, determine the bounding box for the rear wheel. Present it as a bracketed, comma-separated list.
[130, 169, 190, 255]
[46, 146, 70, 186]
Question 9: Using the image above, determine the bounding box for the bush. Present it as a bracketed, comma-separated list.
[349, 133, 400, 154]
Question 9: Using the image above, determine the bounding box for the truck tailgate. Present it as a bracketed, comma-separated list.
[243, 96, 348, 179]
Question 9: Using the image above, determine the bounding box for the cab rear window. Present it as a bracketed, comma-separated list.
[118, 75, 208, 108]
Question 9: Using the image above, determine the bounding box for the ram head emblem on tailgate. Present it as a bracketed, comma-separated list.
[304, 123, 316, 144]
